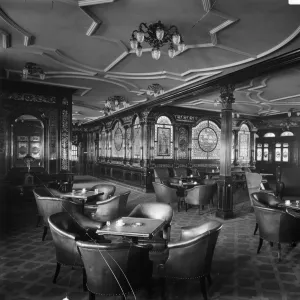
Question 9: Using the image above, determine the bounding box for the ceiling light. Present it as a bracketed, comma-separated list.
[130, 20, 184, 60]
[22, 62, 45, 80]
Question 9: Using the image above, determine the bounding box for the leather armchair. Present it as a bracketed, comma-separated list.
[173, 167, 188, 178]
[158, 221, 222, 300]
[153, 167, 170, 184]
[87, 184, 116, 202]
[76, 240, 153, 300]
[118, 191, 131, 217]
[276, 167, 300, 200]
[48, 212, 109, 289]
[84, 194, 121, 222]
[128, 202, 173, 242]
[152, 182, 178, 205]
[252, 196, 300, 261]
[33, 188, 83, 241]
[185, 185, 213, 214]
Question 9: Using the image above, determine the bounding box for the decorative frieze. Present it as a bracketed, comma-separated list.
[6, 92, 56, 104]
[219, 84, 235, 109]
[174, 114, 198, 123]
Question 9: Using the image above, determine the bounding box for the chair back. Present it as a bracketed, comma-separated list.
[164, 221, 222, 279]
[33, 188, 83, 226]
[152, 182, 178, 204]
[90, 184, 116, 201]
[253, 203, 300, 243]
[153, 168, 170, 183]
[118, 191, 131, 217]
[245, 172, 262, 206]
[173, 167, 188, 178]
[48, 212, 85, 266]
[76, 241, 152, 295]
[128, 202, 173, 224]
[185, 185, 213, 206]
[91, 195, 121, 222]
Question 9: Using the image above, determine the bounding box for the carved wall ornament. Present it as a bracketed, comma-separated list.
[6, 92, 56, 104]
[174, 114, 198, 123]
[122, 115, 133, 125]
[140, 108, 152, 123]
[61, 109, 69, 170]
[62, 97, 69, 106]
[219, 84, 235, 109]
[146, 84, 165, 97]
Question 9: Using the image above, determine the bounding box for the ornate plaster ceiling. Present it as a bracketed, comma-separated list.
[0, 0, 300, 122]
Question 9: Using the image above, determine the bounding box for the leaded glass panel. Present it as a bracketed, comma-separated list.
[155, 116, 173, 159]
[264, 132, 275, 137]
[257, 148, 262, 161]
[281, 131, 294, 137]
[263, 148, 269, 161]
[112, 122, 124, 158]
[275, 147, 281, 162]
[283, 148, 289, 162]
[178, 127, 188, 159]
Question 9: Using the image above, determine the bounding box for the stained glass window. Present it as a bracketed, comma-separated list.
[71, 145, 78, 161]
[112, 121, 124, 158]
[283, 143, 289, 162]
[275, 143, 281, 162]
[192, 120, 220, 159]
[155, 115, 173, 159]
[263, 143, 269, 161]
[178, 127, 188, 159]
[264, 132, 275, 137]
[238, 124, 250, 162]
[281, 131, 294, 137]
[231, 133, 235, 163]
[133, 116, 141, 158]
[257, 143, 262, 161]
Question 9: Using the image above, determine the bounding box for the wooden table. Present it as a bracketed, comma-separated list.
[96, 217, 166, 240]
[260, 173, 273, 177]
[170, 182, 199, 188]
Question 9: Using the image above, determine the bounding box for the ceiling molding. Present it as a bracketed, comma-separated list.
[80, 7, 102, 36]
[55, 0, 78, 5]
[0, 29, 10, 48]
[104, 52, 128, 72]
[0, 6, 34, 46]
[78, 0, 115, 7]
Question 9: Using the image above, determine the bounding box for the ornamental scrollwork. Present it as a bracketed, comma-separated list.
[219, 84, 235, 109]
[7, 92, 56, 104]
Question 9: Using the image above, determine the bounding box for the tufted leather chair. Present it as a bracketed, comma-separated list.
[33, 188, 83, 241]
[152, 182, 178, 205]
[185, 185, 214, 214]
[48, 212, 109, 289]
[158, 221, 222, 300]
[84, 194, 121, 222]
[87, 184, 116, 202]
[276, 168, 300, 200]
[252, 194, 300, 261]
[76, 240, 153, 300]
[153, 167, 170, 184]
[118, 191, 131, 217]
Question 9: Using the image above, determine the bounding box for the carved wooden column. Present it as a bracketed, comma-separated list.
[174, 124, 179, 167]
[250, 128, 257, 167]
[188, 125, 193, 167]
[216, 84, 235, 220]
[140, 109, 151, 168]
[149, 120, 155, 167]
[123, 125, 128, 165]
[233, 129, 239, 165]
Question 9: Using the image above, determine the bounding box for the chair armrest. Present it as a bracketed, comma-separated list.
[163, 225, 171, 241]
[286, 208, 300, 219]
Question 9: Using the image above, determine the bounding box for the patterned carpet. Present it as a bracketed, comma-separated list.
[0, 177, 300, 300]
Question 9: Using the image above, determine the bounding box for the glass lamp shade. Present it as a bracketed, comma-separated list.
[168, 47, 176, 58]
[39, 72, 45, 80]
[130, 38, 138, 50]
[136, 44, 143, 57]
[178, 42, 185, 52]
[156, 28, 164, 40]
[136, 31, 144, 43]
[22, 68, 28, 79]
[151, 48, 161, 60]
[172, 33, 181, 45]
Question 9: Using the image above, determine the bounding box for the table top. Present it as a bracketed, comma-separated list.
[260, 173, 274, 176]
[61, 190, 103, 200]
[96, 217, 166, 238]
[278, 200, 300, 211]
[170, 182, 199, 188]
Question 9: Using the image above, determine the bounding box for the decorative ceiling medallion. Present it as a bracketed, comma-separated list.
[22, 62, 45, 80]
[198, 127, 218, 152]
[147, 84, 164, 97]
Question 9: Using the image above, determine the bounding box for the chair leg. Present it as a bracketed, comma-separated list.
[89, 292, 95, 300]
[257, 238, 263, 254]
[42, 226, 48, 241]
[185, 202, 188, 212]
[82, 268, 87, 291]
[200, 277, 208, 300]
[278, 243, 281, 262]
[160, 277, 166, 300]
[36, 215, 42, 227]
[53, 262, 61, 283]
[207, 274, 212, 286]
[253, 223, 258, 235]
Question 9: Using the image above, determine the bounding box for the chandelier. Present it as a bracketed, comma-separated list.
[22, 62, 45, 80]
[104, 96, 130, 116]
[130, 20, 185, 60]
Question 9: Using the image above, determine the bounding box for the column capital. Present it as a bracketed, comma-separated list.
[219, 84, 235, 109]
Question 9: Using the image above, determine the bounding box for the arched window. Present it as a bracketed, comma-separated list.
[281, 131, 294, 137]
[264, 132, 275, 137]
[154, 116, 173, 159]
[192, 120, 220, 159]
[238, 124, 250, 162]
[132, 116, 141, 159]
